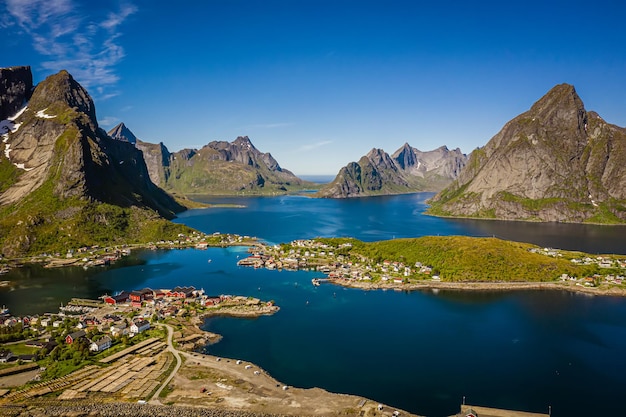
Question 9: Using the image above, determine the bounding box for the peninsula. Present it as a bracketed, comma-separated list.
[0, 286, 418, 417]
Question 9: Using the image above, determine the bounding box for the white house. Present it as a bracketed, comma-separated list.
[89, 336, 112, 352]
[130, 319, 150, 335]
[110, 323, 128, 337]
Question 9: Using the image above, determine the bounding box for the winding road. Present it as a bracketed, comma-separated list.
[150, 323, 181, 404]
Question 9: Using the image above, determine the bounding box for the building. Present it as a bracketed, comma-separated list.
[167, 286, 196, 298]
[65, 330, 86, 344]
[130, 319, 150, 335]
[103, 291, 132, 305]
[129, 288, 154, 307]
[89, 336, 112, 352]
[111, 322, 128, 337]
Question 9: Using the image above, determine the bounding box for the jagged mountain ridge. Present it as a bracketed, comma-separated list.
[428, 83, 626, 223]
[117, 124, 310, 194]
[317, 144, 467, 198]
[0, 67, 187, 256]
[166, 135, 311, 194]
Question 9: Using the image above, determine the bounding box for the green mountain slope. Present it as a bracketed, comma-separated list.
[0, 67, 190, 257]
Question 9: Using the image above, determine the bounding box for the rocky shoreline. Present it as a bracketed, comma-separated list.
[0, 401, 287, 417]
[327, 277, 626, 297]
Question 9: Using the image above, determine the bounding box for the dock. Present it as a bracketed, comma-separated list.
[457, 404, 550, 417]
[312, 278, 331, 286]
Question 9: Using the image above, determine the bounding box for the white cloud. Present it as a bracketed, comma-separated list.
[98, 116, 119, 128]
[4, 0, 136, 99]
[296, 140, 333, 152]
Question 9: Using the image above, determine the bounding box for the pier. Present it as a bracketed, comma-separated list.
[457, 404, 550, 417]
[311, 278, 331, 286]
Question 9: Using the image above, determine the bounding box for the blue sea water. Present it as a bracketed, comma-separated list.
[2, 193, 626, 417]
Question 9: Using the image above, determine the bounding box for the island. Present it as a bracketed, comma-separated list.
[238, 236, 626, 296]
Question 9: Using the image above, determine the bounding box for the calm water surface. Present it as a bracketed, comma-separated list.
[1, 193, 625, 417]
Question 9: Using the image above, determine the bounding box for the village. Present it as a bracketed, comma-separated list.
[0, 231, 257, 272]
[529, 246, 626, 287]
[0, 284, 419, 417]
[1, 285, 276, 356]
[237, 239, 438, 286]
[238, 239, 626, 290]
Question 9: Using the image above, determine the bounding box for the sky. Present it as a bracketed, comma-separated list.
[2, 0, 626, 175]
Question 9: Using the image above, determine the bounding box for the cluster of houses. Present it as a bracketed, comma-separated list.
[531, 247, 626, 286]
[238, 239, 436, 284]
[0, 285, 221, 362]
[21, 231, 256, 272]
[102, 286, 208, 308]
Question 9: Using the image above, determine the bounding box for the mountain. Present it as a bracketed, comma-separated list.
[428, 84, 626, 223]
[316, 144, 467, 198]
[108, 122, 137, 144]
[0, 67, 188, 257]
[166, 135, 313, 194]
[120, 125, 311, 194]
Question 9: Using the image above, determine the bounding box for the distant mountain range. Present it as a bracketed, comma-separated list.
[0, 66, 189, 257]
[108, 125, 312, 195]
[316, 144, 467, 198]
[428, 84, 626, 223]
[4, 64, 624, 252]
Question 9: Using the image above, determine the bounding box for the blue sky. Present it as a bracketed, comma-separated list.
[3, 0, 626, 175]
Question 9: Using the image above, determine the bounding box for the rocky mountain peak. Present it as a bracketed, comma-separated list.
[429, 83, 626, 223]
[528, 83, 587, 134]
[108, 122, 138, 144]
[318, 143, 467, 198]
[234, 135, 254, 147]
[28, 70, 97, 124]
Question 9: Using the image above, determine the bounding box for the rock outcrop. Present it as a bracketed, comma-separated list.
[0, 66, 32, 121]
[135, 139, 171, 187]
[0, 67, 187, 256]
[428, 83, 626, 223]
[317, 144, 467, 198]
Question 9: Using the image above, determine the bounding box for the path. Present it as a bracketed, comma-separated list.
[149, 324, 181, 404]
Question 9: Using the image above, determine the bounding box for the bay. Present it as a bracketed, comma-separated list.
[1, 193, 626, 417]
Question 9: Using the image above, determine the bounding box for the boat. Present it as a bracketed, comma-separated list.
[1, 305, 9, 316]
[312, 278, 320, 286]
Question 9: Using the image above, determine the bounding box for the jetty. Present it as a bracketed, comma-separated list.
[456, 404, 550, 417]
[311, 278, 331, 286]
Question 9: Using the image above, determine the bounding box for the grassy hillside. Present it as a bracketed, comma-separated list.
[319, 236, 599, 282]
[0, 175, 194, 257]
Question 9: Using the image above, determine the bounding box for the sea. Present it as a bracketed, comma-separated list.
[1, 192, 626, 417]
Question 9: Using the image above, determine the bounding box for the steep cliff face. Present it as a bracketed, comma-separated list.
[0, 68, 187, 256]
[317, 144, 467, 198]
[135, 139, 171, 186]
[0, 66, 33, 121]
[429, 84, 626, 223]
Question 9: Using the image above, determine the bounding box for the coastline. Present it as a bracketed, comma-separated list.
[325, 277, 626, 297]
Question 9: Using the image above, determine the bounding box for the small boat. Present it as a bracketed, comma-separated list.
[207, 259, 212, 263]
[0, 305, 9, 316]
[312, 278, 320, 286]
